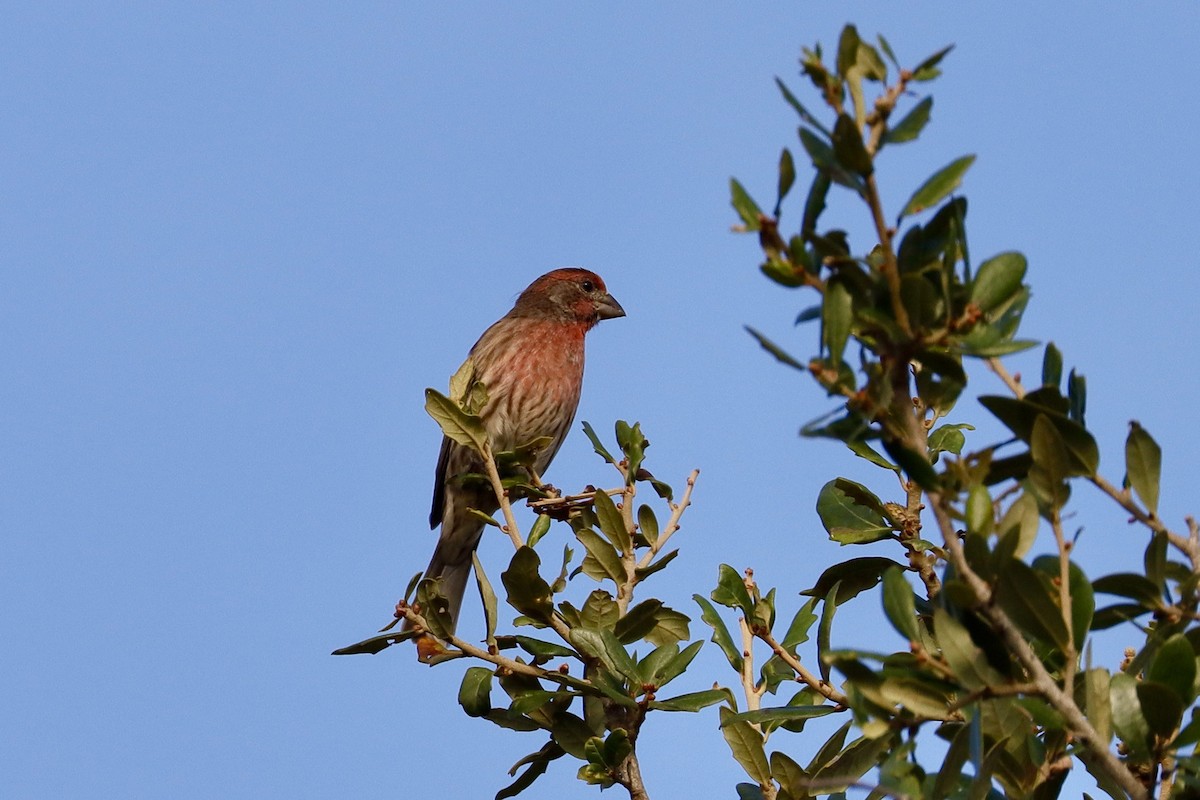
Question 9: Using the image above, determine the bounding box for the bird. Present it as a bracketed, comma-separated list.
[410, 268, 624, 655]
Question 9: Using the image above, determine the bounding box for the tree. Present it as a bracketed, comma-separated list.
[337, 25, 1200, 800]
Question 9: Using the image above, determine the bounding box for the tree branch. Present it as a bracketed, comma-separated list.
[757, 628, 848, 709]
[927, 494, 1148, 800]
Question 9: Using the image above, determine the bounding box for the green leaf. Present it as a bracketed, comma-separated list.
[1042, 342, 1063, 388]
[823, 278, 854, 366]
[550, 713, 595, 760]
[501, 547, 555, 624]
[799, 127, 864, 192]
[877, 34, 900, 69]
[879, 676, 953, 718]
[650, 689, 728, 712]
[881, 567, 919, 641]
[636, 504, 659, 545]
[817, 582, 838, 683]
[569, 627, 641, 685]
[832, 113, 872, 176]
[836, 24, 862, 78]
[775, 147, 796, 216]
[802, 557, 903, 605]
[802, 170, 832, 238]
[884, 96, 932, 145]
[613, 599, 663, 644]
[1068, 369, 1087, 425]
[1149, 633, 1197, 705]
[724, 705, 838, 726]
[815, 478, 893, 545]
[731, 178, 763, 231]
[934, 608, 1005, 689]
[965, 484, 994, 537]
[403, 571, 423, 603]
[694, 594, 743, 673]
[1092, 572, 1163, 606]
[720, 706, 772, 785]
[633, 548, 678, 581]
[1084, 668, 1112, 745]
[774, 76, 831, 138]
[513, 636, 577, 660]
[647, 639, 703, 688]
[644, 606, 691, 647]
[880, 437, 940, 490]
[458, 666, 493, 717]
[1144, 532, 1167, 591]
[771, 751, 810, 799]
[1111, 672, 1150, 760]
[979, 395, 1100, 477]
[497, 742, 561, 798]
[580, 421, 616, 465]
[415, 577, 456, 640]
[1031, 556, 1093, 651]
[578, 589, 619, 630]
[781, 596, 820, 650]
[1091, 602, 1151, 630]
[846, 438, 900, 473]
[526, 513, 552, 549]
[613, 421, 647, 485]
[330, 629, 415, 656]
[482, 708, 540, 733]
[808, 720, 852, 773]
[472, 551, 499, 648]
[970, 252, 1027, 313]
[1125, 422, 1162, 516]
[575, 528, 624, 585]
[809, 732, 894, 793]
[1029, 413, 1070, 510]
[912, 45, 954, 80]
[424, 388, 487, 452]
[993, 557, 1070, 652]
[928, 423, 972, 458]
[997, 492, 1039, 559]
[592, 489, 631, 553]
[900, 155, 976, 218]
[745, 325, 805, 371]
[712, 564, 756, 617]
[1138, 680, 1184, 738]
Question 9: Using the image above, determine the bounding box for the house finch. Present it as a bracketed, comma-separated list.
[411, 268, 624, 651]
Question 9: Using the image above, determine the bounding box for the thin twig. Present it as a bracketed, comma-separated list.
[1090, 474, 1200, 573]
[739, 615, 765, 728]
[481, 441, 524, 550]
[617, 477, 638, 615]
[757, 629, 848, 709]
[404, 607, 573, 683]
[927, 495, 1148, 800]
[636, 469, 699, 570]
[862, 172, 911, 338]
[986, 356, 1026, 398]
[946, 682, 1040, 713]
[1049, 509, 1077, 690]
[527, 486, 624, 510]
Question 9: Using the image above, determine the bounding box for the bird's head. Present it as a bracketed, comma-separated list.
[513, 268, 625, 328]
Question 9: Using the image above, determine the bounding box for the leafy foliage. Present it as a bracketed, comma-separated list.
[338, 23, 1200, 800]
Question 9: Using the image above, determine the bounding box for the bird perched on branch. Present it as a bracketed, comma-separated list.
[411, 268, 624, 655]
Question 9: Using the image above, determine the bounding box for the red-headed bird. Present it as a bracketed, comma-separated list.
[414, 268, 624, 646]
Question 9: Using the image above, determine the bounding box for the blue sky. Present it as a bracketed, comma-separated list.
[5, 4, 1199, 798]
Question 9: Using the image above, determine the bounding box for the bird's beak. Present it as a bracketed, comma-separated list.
[595, 293, 626, 320]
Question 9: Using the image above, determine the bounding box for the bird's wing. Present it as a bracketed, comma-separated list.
[429, 434, 452, 528]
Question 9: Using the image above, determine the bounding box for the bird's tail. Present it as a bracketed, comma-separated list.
[402, 540, 473, 638]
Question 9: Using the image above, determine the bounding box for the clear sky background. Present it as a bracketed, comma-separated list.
[5, 4, 1199, 799]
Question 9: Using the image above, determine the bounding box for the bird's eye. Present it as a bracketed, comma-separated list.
[581, 279, 595, 292]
